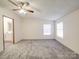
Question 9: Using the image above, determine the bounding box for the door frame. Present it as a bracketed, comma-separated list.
[2, 15, 15, 50]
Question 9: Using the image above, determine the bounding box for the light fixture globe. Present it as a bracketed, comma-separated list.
[18, 9, 27, 15]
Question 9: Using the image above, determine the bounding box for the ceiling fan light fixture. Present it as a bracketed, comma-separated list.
[18, 9, 27, 15]
[17, 0, 22, 2]
[8, 0, 35, 14]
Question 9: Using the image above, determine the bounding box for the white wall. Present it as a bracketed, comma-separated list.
[55, 9, 79, 54]
[0, 7, 22, 52]
[21, 17, 54, 39]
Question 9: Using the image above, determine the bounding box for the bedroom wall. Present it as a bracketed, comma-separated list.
[55, 9, 79, 54]
[0, 7, 22, 52]
[21, 17, 54, 39]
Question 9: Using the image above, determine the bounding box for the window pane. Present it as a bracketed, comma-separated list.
[56, 22, 63, 38]
[43, 24, 51, 35]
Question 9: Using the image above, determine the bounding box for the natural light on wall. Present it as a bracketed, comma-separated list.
[43, 24, 51, 35]
[56, 22, 63, 38]
[4, 16, 13, 34]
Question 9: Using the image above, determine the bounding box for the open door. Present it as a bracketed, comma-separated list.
[3, 16, 15, 49]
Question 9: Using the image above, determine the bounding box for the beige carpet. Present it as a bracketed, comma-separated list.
[0, 39, 79, 59]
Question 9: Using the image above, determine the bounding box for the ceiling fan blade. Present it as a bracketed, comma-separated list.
[30, 5, 40, 12]
[19, 2, 25, 6]
[8, 0, 17, 6]
[12, 9, 20, 11]
[25, 2, 30, 6]
[27, 10, 34, 13]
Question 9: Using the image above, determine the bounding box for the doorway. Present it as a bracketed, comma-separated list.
[3, 16, 15, 50]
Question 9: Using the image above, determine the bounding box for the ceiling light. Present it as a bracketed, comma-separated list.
[17, 0, 22, 2]
[18, 9, 27, 15]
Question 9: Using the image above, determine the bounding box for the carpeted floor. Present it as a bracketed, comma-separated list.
[0, 39, 79, 59]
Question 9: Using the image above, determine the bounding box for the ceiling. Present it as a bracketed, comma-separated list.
[0, 0, 79, 20]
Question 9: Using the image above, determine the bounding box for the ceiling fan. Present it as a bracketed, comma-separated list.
[8, 0, 35, 13]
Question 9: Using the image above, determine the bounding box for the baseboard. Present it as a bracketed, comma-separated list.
[22, 39, 54, 40]
[16, 39, 55, 43]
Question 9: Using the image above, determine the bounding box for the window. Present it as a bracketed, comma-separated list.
[56, 22, 63, 38]
[43, 24, 51, 35]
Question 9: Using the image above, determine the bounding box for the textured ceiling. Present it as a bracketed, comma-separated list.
[0, 0, 79, 20]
